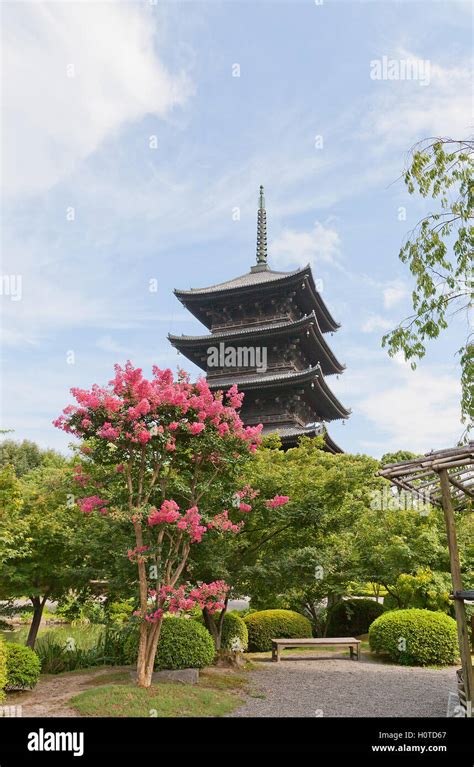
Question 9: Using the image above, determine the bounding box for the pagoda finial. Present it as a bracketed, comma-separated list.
[256, 184, 268, 267]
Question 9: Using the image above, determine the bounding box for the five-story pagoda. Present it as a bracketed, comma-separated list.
[169, 187, 350, 452]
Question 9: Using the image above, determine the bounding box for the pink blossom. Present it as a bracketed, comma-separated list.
[77, 496, 109, 514]
[265, 495, 290, 509]
[189, 422, 205, 435]
[148, 499, 181, 526]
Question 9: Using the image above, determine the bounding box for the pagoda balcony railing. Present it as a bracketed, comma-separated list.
[206, 362, 302, 379]
[243, 413, 307, 428]
[211, 313, 299, 333]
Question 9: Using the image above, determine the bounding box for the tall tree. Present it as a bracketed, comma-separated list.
[382, 137, 473, 428]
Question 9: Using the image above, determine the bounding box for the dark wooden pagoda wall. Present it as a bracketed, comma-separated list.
[207, 292, 305, 332]
[205, 338, 309, 380]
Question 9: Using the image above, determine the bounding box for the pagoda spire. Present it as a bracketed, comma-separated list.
[255, 184, 268, 268]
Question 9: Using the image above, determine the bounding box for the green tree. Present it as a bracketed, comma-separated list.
[382, 137, 473, 427]
[0, 461, 122, 647]
[215, 438, 383, 631]
[0, 439, 64, 477]
[355, 497, 449, 606]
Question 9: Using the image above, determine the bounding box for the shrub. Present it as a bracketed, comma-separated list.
[369, 609, 459, 666]
[326, 598, 385, 637]
[124, 617, 215, 670]
[106, 599, 135, 626]
[196, 611, 249, 651]
[244, 609, 312, 652]
[5, 644, 41, 690]
[0, 636, 7, 702]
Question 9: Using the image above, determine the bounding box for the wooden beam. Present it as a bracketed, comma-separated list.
[438, 468, 473, 716]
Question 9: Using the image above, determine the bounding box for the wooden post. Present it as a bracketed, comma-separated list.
[438, 468, 473, 716]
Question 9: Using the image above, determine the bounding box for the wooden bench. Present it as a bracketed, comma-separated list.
[271, 637, 361, 662]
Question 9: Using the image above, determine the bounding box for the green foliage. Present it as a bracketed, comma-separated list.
[0, 439, 64, 477]
[56, 594, 106, 625]
[369, 609, 459, 666]
[0, 636, 7, 702]
[244, 609, 312, 652]
[356, 500, 448, 592]
[382, 137, 473, 425]
[196, 611, 249, 651]
[5, 643, 41, 690]
[234, 441, 383, 616]
[105, 599, 135, 626]
[124, 617, 215, 670]
[220, 612, 248, 651]
[383, 569, 452, 613]
[326, 598, 385, 637]
[380, 451, 418, 466]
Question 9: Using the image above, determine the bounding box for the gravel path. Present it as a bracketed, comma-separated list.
[230, 655, 459, 718]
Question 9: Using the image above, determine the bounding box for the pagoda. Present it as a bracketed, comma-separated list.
[169, 186, 350, 452]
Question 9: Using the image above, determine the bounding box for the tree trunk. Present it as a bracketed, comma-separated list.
[203, 598, 228, 652]
[136, 617, 163, 688]
[26, 595, 48, 648]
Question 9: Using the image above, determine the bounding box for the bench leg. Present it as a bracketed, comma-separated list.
[350, 646, 354, 659]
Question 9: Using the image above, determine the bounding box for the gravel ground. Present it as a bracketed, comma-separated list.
[230, 654, 459, 718]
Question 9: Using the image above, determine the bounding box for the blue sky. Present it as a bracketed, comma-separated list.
[1, 0, 472, 457]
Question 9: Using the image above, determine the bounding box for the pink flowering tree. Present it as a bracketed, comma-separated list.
[55, 362, 262, 687]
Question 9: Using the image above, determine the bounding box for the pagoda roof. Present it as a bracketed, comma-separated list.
[208, 365, 350, 421]
[268, 425, 343, 454]
[168, 312, 344, 376]
[174, 264, 340, 333]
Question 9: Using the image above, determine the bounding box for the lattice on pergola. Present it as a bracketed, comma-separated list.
[380, 442, 474, 717]
[380, 443, 474, 511]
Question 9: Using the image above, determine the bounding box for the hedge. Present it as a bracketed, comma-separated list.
[244, 609, 312, 652]
[196, 611, 249, 651]
[5, 643, 41, 690]
[124, 617, 215, 670]
[369, 609, 459, 666]
[326, 598, 385, 637]
[0, 636, 7, 702]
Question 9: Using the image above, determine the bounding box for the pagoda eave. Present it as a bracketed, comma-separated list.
[168, 312, 345, 376]
[174, 264, 339, 334]
[208, 366, 350, 422]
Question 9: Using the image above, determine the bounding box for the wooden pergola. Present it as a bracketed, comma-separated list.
[380, 443, 474, 717]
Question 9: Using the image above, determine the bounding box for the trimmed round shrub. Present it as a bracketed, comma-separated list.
[5, 643, 41, 690]
[220, 612, 248, 651]
[124, 617, 215, 670]
[369, 609, 459, 666]
[0, 636, 7, 702]
[244, 609, 312, 652]
[196, 611, 249, 651]
[326, 598, 385, 637]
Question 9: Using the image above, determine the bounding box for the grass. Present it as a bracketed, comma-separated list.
[70, 680, 242, 717]
[0, 624, 104, 648]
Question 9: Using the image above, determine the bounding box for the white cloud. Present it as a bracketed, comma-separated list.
[363, 50, 472, 150]
[361, 314, 393, 333]
[1, 2, 190, 199]
[270, 220, 341, 270]
[383, 280, 408, 309]
[342, 356, 463, 454]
